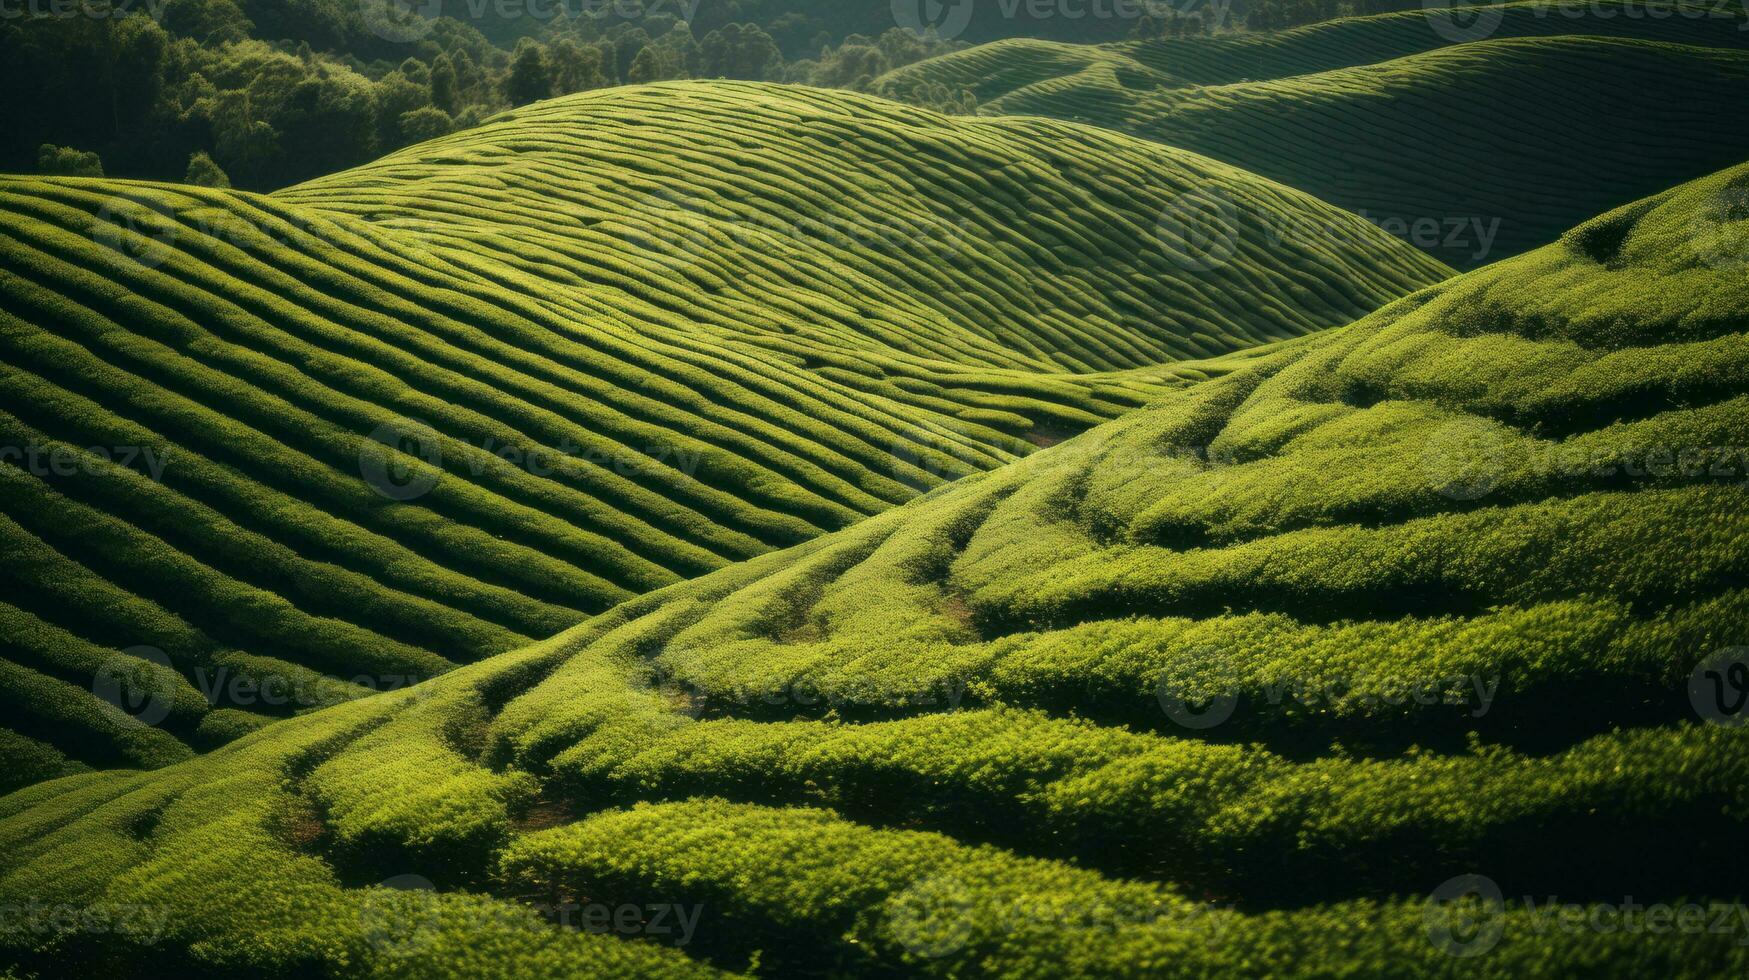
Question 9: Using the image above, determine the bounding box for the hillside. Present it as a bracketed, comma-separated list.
[875, 5, 1749, 266]
[0, 82, 1447, 787]
[877, 0, 1749, 100]
[282, 83, 1449, 370]
[4, 160, 1745, 977]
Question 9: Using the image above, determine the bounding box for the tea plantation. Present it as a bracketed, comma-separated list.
[878, 2, 1749, 266]
[878, 0, 1749, 98]
[2, 156, 1743, 977]
[0, 83, 1446, 788]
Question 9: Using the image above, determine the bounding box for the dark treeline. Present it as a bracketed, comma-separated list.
[2, 0, 1444, 191]
[1, 0, 968, 190]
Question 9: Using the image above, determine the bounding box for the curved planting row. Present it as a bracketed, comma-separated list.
[284, 82, 1448, 372]
[1, 165, 1744, 976]
[0, 81, 1451, 788]
[879, 5, 1749, 267]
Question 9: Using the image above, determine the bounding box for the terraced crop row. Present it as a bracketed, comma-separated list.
[879, 0, 1749, 98]
[284, 82, 1449, 372]
[0, 82, 1447, 788]
[997, 38, 1749, 267]
[878, 5, 1749, 267]
[3, 163, 1744, 977]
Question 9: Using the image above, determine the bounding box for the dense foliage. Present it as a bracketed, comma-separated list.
[877, 1, 1749, 266]
[1, 151, 1744, 975]
[0, 82, 1445, 787]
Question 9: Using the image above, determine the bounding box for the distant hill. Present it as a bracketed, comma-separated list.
[3, 155, 1745, 977]
[878, 4, 1749, 266]
[879, 0, 1749, 96]
[0, 82, 1446, 786]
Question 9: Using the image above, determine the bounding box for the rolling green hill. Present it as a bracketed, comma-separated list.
[282, 82, 1448, 371]
[878, 0, 1749, 100]
[0, 82, 1447, 787]
[4, 158, 1744, 977]
[877, 5, 1749, 266]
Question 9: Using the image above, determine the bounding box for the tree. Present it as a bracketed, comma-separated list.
[650, 21, 702, 78]
[398, 106, 453, 143]
[606, 25, 651, 83]
[161, 0, 251, 45]
[699, 23, 783, 81]
[430, 53, 459, 114]
[627, 47, 665, 85]
[184, 151, 231, 187]
[37, 144, 104, 177]
[548, 37, 610, 95]
[374, 67, 429, 147]
[450, 47, 482, 97]
[503, 40, 554, 106]
[206, 90, 280, 188]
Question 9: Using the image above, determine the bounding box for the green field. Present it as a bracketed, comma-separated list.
[878, 2, 1749, 265]
[3, 4, 1746, 974]
[0, 82, 1447, 787]
[879, 0, 1749, 97]
[3, 145, 1745, 975]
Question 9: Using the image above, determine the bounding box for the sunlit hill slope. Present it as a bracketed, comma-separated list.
[0, 82, 1448, 785]
[3, 158, 1745, 977]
